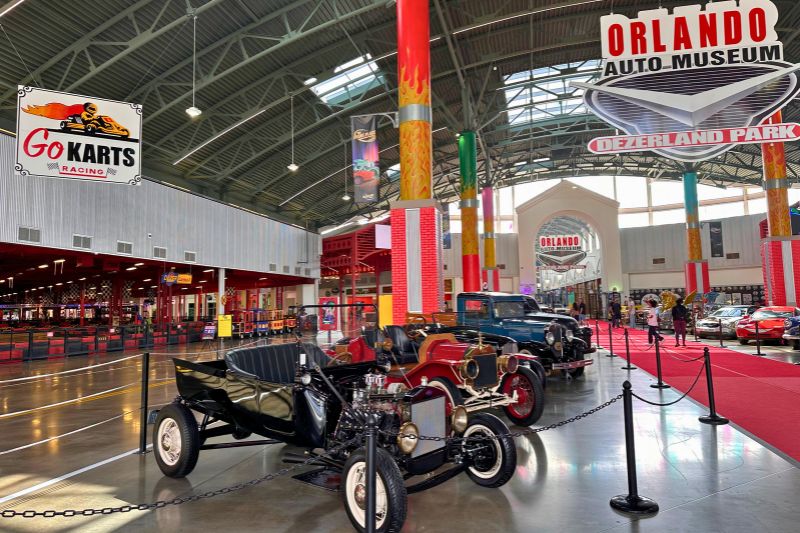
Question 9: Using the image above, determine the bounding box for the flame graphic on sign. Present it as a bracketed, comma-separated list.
[22, 102, 85, 120]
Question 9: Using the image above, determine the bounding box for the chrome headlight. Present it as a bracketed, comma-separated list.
[397, 422, 419, 454]
[460, 359, 480, 380]
[565, 329, 574, 341]
[451, 406, 468, 433]
[545, 331, 555, 345]
[299, 373, 312, 385]
[497, 354, 519, 374]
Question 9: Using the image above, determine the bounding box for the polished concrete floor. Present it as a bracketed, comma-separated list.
[0, 338, 799, 532]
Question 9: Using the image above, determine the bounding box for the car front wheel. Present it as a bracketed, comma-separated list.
[342, 447, 407, 533]
[739, 338, 749, 345]
[500, 366, 544, 426]
[153, 403, 200, 478]
[462, 413, 516, 488]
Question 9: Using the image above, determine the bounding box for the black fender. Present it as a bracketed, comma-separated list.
[525, 359, 547, 389]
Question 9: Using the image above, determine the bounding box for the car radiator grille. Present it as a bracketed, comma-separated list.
[410, 395, 446, 458]
[473, 354, 498, 389]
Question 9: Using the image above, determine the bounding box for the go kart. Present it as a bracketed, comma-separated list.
[153, 341, 516, 533]
[60, 114, 130, 138]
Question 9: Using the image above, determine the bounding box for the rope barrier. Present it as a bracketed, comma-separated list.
[631, 362, 706, 407]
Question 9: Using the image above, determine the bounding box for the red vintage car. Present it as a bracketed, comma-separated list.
[329, 329, 546, 426]
[735, 306, 800, 344]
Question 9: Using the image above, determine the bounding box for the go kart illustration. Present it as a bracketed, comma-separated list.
[59, 102, 130, 138]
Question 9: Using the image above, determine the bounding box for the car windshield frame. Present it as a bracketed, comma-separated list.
[751, 310, 794, 320]
[523, 296, 541, 313]
[711, 307, 746, 318]
[494, 301, 527, 319]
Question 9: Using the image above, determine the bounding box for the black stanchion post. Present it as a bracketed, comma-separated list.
[699, 347, 729, 425]
[138, 352, 150, 454]
[650, 336, 671, 389]
[596, 319, 602, 349]
[365, 412, 378, 533]
[607, 322, 616, 357]
[718, 319, 724, 348]
[610, 381, 659, 515]
[621, 328, 636, 370]
[754, 321, 763, 356]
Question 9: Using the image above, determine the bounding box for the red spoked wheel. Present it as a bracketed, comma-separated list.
[500, 366, 544, 426]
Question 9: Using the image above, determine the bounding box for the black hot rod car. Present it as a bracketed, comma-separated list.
[153, 342, 517, 532]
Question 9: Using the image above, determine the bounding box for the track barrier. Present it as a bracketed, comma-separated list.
[621, 328, 636, 371]
[650, 336, 670, 389]
[609, 381, 659, 515]
[699, 347, 729, 425]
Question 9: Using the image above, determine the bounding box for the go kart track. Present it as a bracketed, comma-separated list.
[0, 337, 798, 532]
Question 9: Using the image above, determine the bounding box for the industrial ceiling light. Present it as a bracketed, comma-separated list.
[185, 9, 201, 118]
[287, 95, 299, 172]
[37, 264, 48, 269]
[0, 0, 26, 19]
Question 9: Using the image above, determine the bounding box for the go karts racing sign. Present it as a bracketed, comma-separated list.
[576, 0, 800, 162]
[16, 87, 143, 185]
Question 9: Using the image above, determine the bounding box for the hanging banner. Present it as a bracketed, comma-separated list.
[319, 296, 338, 331]
[576, 1, 800, 162]
[16, 87, 143, 184]
[709, 221, 724, 257]
[351, 115, 379, 203]
[536, 235, 587, 271]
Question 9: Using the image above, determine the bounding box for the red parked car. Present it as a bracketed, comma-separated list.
[735, 306, 800, 344]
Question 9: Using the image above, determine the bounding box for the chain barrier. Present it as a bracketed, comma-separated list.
[662, 351, 706, 363]
[0, 438, 358, 519]
[381, 395, 623, 443]
[631, 361, 706, 407]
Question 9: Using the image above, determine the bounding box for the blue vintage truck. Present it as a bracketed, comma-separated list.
[453, 292, 594, 377]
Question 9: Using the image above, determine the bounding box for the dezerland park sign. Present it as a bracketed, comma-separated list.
[576, 0, 800, 162]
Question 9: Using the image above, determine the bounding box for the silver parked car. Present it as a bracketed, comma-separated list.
[695, 305, 758, 339]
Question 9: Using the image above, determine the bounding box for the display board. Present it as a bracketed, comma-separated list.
[217, 315, 232, 338]
[577, 1, 800, 162]
[202, 323, 217, 340]
[16, 86, 143, 184]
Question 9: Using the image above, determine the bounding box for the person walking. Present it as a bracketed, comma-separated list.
[671, 297, 688, 347]
[647, 299, 664, 345]
[610, 299, 622, 328]
[578, 298, 587, 325]
[627, 297, 637, 328]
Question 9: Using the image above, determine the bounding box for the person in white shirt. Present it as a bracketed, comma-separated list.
[646, 299, 664, 345]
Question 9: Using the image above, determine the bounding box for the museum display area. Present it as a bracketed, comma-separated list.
[1, 1, 800, 532]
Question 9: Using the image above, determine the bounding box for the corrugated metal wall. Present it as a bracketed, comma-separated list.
[620, 214, 763, 273]
[0, 135, 320, 277]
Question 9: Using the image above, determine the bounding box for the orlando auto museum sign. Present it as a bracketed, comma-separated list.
[16, 86, 143, 185]
[575, 0, 800, 162]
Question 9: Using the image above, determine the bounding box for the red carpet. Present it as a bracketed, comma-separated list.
[594, 321, 800, 463]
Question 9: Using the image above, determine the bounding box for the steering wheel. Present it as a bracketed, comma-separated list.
[404, 325, 427, 341]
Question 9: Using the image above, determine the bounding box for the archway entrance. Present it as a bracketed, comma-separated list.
[535, 215, 603, 316]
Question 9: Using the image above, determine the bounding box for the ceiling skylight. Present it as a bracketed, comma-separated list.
[310, 54, 384, 107]
[502, 60, 601, 126]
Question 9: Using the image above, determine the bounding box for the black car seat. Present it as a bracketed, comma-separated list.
[225, 342, 328, 383]
[383, 325, 419, 364]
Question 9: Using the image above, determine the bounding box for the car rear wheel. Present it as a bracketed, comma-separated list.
[462, 413, 516, 488]
[500, 366, 544, 426]
[342, 447, 406, 533]
[153, 403, 200, 478]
